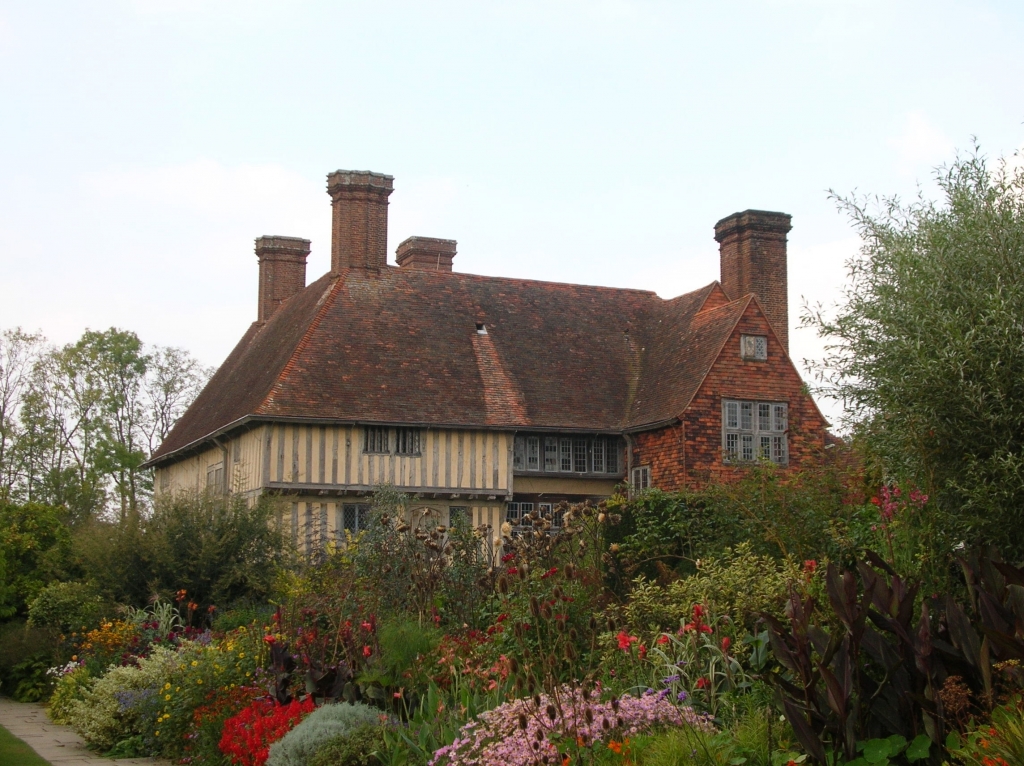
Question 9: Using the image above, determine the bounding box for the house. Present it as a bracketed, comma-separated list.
[146, 169, 828, 547]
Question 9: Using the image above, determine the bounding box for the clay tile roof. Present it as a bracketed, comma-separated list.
[149, 267, 749, 464]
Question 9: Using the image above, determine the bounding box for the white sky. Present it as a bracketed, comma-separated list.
[2, 1, 1023, 428]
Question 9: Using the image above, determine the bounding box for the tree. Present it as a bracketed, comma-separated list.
[0, 501, 72, 618]
[0, 327, 211, 520]
[0, 329, 44, 500]
[805, 147, 1024, 562]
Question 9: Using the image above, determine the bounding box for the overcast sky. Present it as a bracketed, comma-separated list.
[2, 1, 1023, 427]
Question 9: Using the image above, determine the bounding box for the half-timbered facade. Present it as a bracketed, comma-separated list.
[145, 170, 829, 549]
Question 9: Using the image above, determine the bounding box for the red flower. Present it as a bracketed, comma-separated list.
[803, 560, 818, 575]
[262, 635, 275, 645]
[616, 631, 638, 651]
[362, 645, 372, 658]
[361, 621, 372, 632]
[696, 677, 710, 689]
[721, 636, 731, 653]
[507, 567, 518, 575]
[501, 553, 515, 562]
[657, 635, 670, 645]
[638, 644, 647, 660]
[682, 603, 712, 634]
[541, 567, 558, 579]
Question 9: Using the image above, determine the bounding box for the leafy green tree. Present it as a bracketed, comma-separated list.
[805, 147, 1024, 563]
[0, 501, 72, 618]
[74, 492, 290, 610]
[0, 326, 210, 521]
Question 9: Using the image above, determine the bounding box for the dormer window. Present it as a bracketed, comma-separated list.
[740, 334, 768, 361]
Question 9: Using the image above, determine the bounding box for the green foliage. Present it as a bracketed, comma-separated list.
[68, 645, 179, 752]
[360, 617, 440, 690]
[805, 148, 1024, 565]
[353, 485, 494, 628]
[0, 621, 59, 701]
[609, 462, 866, 587]
[267, 702, 385, 766]
[27, 580, 104, 633]
[633, 704, 800, 766]
[145, 492, 289, 610]
[73, 491, 289, 609]
[0, 326, 210, 520]
[946, 696, 1024, 766]
[48, 666, 92, 725]
[624, 543, 804, 634]
[308, 725, 385, 766]
[0, 501, 72, 618]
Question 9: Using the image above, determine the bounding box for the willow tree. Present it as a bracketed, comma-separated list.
[807, 147, 1024, 563]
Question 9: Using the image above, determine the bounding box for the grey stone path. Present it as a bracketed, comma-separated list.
[0, 697, 170, 765]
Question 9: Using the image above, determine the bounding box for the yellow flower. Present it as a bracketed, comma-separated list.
[196, 679, 203, 684]
[238, 652, 245, 658]
[165, 695, 171, 701]
[191, 660, 198, 667]
[164, 683, 171, 690]
[155, 731, 160, 737]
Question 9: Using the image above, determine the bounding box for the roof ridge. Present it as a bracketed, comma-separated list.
[369, 265, 662, 297]
[257, 277, 341, 414]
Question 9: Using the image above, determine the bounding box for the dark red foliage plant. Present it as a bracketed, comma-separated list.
[218, 696, 315, 766]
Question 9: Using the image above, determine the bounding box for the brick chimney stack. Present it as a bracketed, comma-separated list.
[327, 170, 394, 273]
[714, 210, 792, 352]
[396, 236, 457, 272]
[255, 235, 310, 324]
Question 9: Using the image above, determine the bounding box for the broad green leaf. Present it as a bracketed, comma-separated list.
[905, 734, 931, 762]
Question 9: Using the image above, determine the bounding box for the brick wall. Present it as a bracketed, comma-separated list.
[633, 299, 827, 490]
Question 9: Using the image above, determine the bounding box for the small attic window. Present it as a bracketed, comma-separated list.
[740, 334, 768, 361]
[475, 323, 487, 335]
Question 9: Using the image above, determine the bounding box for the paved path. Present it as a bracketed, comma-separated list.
[0, 697, 170, 765]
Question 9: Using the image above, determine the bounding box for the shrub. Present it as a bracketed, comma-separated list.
[0, 620, 59, 701]
[267, 702, 385, 766]
[220, 697, 316, 766]
[68, 645, 179, 752]
[48, 665, 91, 724]
[28, 580, 105, 633]
[308, 724, 385, 766]
[624, 543, 805, 634]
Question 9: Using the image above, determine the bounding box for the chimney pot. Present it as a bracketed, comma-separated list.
[255, 235, 310, 323]
[714, 210, 792, 352]
[327, 170, 394, 273]
[395, 236, 457, 272]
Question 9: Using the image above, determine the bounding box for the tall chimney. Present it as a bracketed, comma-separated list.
[255, 235, 310, 323]
[395, 236, 457, 272]
[327, 170, 394, 273]
[714, 210, 792, 352]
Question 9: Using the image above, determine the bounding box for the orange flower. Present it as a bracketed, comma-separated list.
[607, 741, 623, 754]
